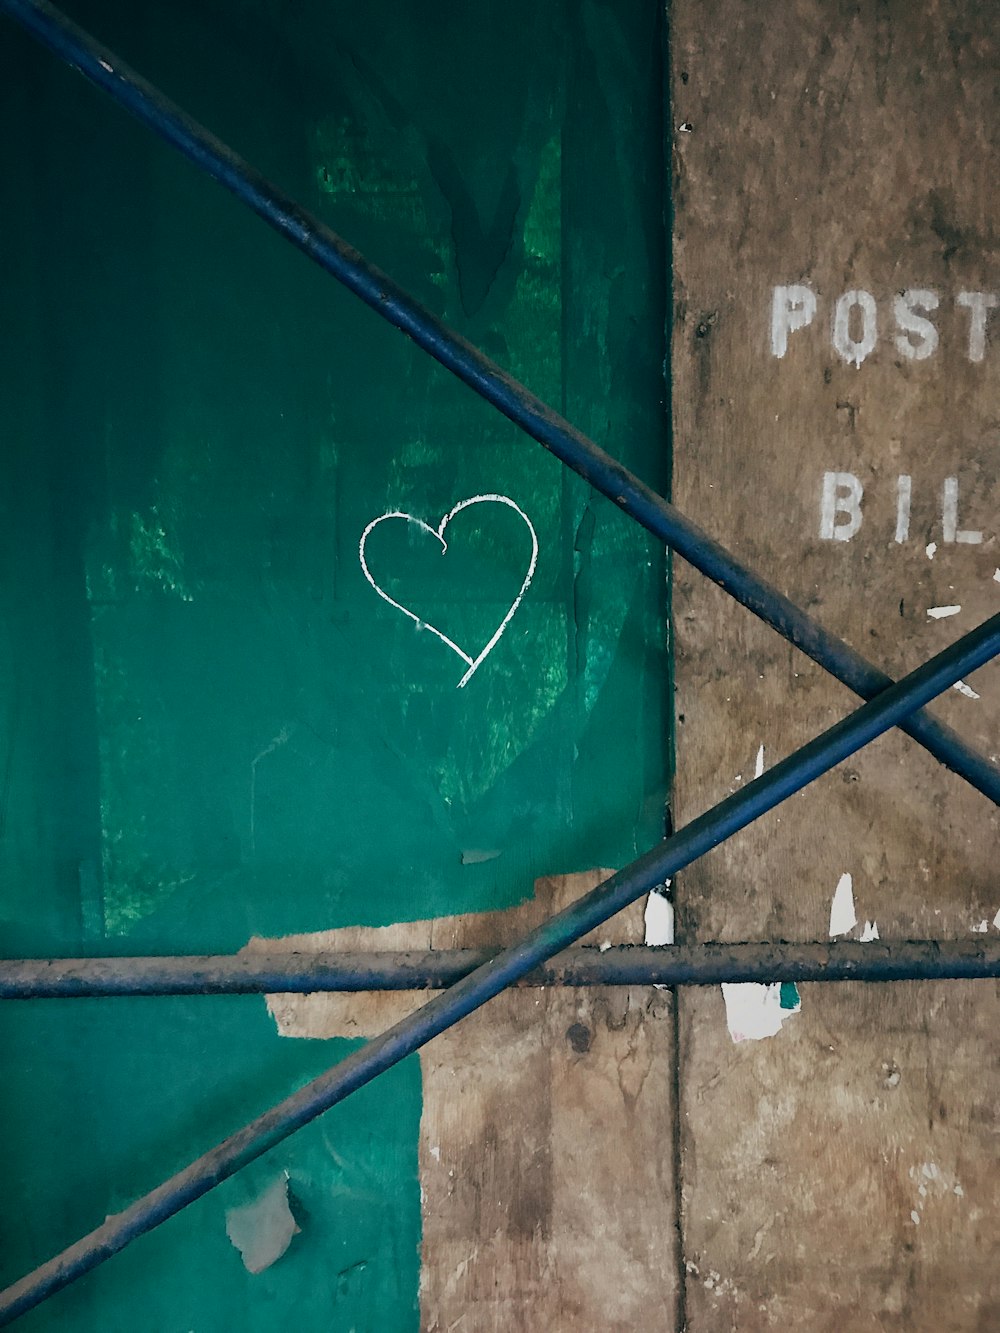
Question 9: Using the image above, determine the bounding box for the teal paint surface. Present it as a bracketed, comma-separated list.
[0, 0, 668, 1325]
[780, 982, 802, 1011]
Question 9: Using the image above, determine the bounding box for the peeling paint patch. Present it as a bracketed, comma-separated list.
[994, 568, 1000, 583]
[926, 542, 937, 559]
[753, 744, 765, 779]
[460, 848, 502, 865]
[908, 1161, 964, 1226]
[225, 1174, 300, 1274]
[721, 982, 800, 1043]
[859, 920, 880, 941]
[927, 604, 961, 619]
[993, 908, 1000, 932]
[830, 873, 857, 937]
[973, 919, 989, 933]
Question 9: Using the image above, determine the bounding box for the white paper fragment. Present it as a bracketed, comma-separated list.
[644, 890, 675, 946]
[830, 873, 858, 937]
[225, 1174, 300, 1274]
[644, 889, 675, 991]
[911, 1210, 921, 1225]
[994, 568, 1000, 583]
[927, 605, 961, 619]
[722, 982, 799, 1043]
[973, 920, 989, 933]
[598, 939, 612, 952]
[859, 920, 880, 941]
[953, 680, 980, 699]
[754, 744, 765, 779]
[993, 909, 1000, 932]
[926, 542, 937, 559]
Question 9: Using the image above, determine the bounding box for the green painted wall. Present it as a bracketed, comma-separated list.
[0, 0, 668, 1325]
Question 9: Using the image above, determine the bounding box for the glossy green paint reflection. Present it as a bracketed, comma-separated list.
[0, 0, 667, 1326]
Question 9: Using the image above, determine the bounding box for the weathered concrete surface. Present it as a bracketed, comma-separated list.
[670, 2, 1000, 1328]
[252, 872, 678, 1331]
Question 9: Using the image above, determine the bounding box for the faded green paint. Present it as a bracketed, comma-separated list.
[0, 0, 667, 1327]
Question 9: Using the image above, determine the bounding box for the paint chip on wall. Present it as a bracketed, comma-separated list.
[830, 873, 858, 937]
[927, 604, 961, 619]
[225, 1173, 300, 1274]
[460, 848, 503, 865]
[722, 982, 800, 1043]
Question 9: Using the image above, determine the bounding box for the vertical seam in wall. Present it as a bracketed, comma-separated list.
[669, 979, 687, 1332]
[660, 0, 687, 1327]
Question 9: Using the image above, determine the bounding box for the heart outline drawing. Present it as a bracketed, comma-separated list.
[358, 494, 539, 688]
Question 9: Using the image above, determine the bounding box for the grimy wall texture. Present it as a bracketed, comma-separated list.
[1, 0, 999, 1330]
[671, 2, 1000, 1329]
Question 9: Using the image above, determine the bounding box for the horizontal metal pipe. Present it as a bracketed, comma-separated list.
[4, 939, 1000, 997]
[2, 0, 999, 805]
[1, 616, 997, 1324]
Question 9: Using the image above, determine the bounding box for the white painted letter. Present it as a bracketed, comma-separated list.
[833, 290, 877, 368]
[894, 289, 939, 360]
[957, 291, 999, 362]
[771, 284, 817, 358]
[820, 471, 864, 541]
[942, 477, 983, 544]
[895, 474, 912, 543]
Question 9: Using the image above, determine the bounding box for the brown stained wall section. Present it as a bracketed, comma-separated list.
[671, 2, 1000, 1329]
[251, 872, 677, 1331]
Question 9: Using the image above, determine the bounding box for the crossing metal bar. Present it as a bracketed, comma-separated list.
[2, 0, 999, 805]
[5, 939, 1000, 997]
[1, 615, 998, 1324]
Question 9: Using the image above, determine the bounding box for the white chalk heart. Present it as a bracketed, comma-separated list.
[359, 494, 538, 688]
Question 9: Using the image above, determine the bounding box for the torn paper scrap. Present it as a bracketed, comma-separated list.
[754, 744, 765, 779]
[644, 887, 674, 991]
[643, 889, 675, 946]
[953, 680, 980, 699]
[973, 920, 989, 934]
[225, 1174, 300, 1274]
[859, 920, 880, 942]
[830, 873, 858, 937]
[722, 982, 800, 1043]
[927, 605, 961, 620]
[993, 909, 1000, 932]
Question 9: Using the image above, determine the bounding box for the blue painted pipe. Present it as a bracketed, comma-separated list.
[1, 614, 998, 1324]
[3, 940, 1000, 997]
[1, 0, 999, 804]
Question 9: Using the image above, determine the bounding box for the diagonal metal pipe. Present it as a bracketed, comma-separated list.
[4, 939, 1000, 997]
[1, 614, 998, 1324]
[2, 0, 999, 804]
